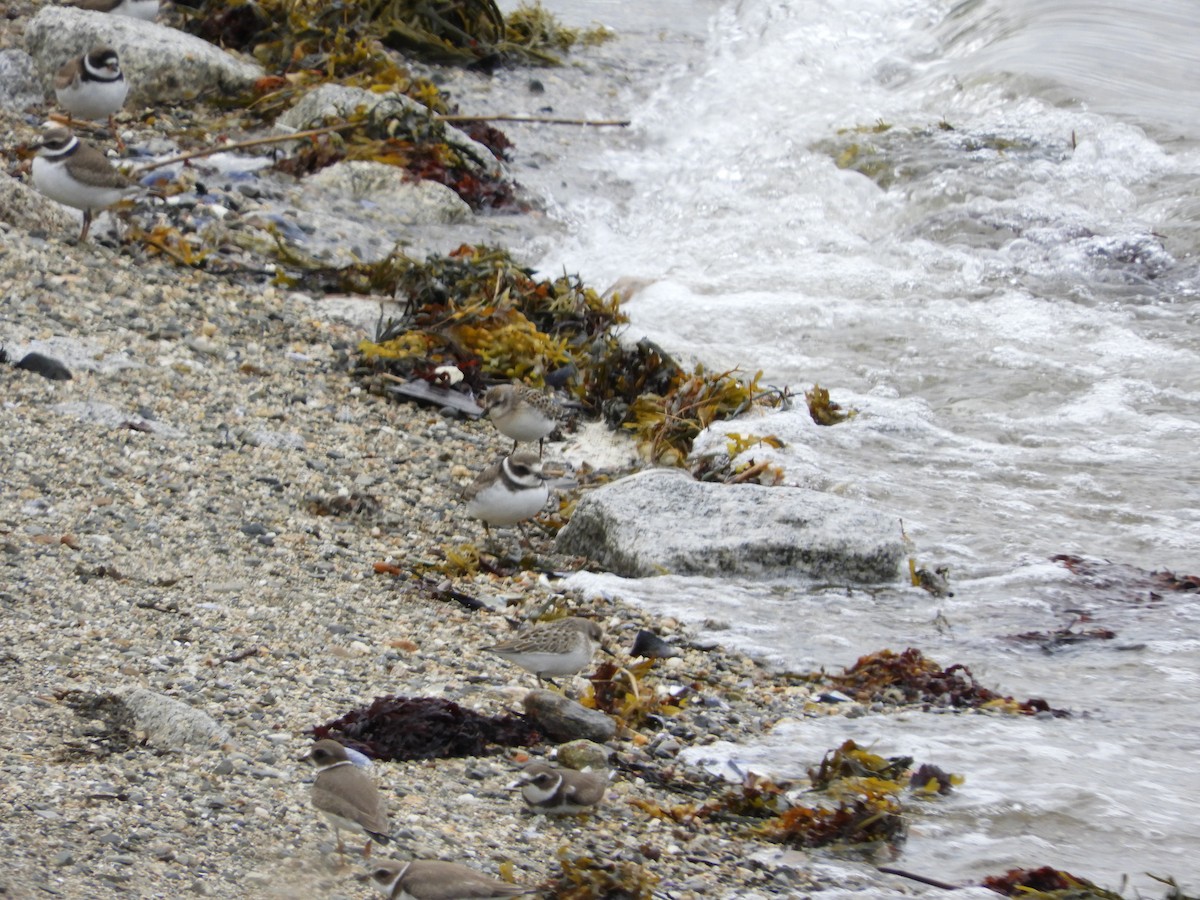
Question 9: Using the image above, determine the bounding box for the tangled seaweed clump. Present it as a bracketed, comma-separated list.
[187, 0, 606, 102]
[350, 245, 777, 464]
[549, 850, 658, 900]
[825, 647, 1070, 716]
[632, 741, 952, 855]
[580, 659, 690, 730]
[982, 866, 1126, 899]
[311, 694, 541, 760]
[355, 244, 622, 385]
[752, 740, 908, 851]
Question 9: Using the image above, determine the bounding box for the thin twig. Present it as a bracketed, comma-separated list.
[132, 122, 359, 174]
[438, 114, 630, 127]
[132, 113, 627, 175]
[877, 866, 961, 890]
[221, 646, 261, 664]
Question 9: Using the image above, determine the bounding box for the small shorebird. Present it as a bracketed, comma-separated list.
[30, 125, 136, 242]
[513, 761, 608, 816]
[55, 47, 129, 137]
[368, 859, 537, 899]
[463, 449, 549, 541]
[64, 0, 161, 21]
[482, 384, 559, 456]
[303, 739, 391, 861]
[486, 616, 602, 686]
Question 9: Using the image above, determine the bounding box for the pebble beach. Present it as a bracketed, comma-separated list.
[0, 193, 841, 899]
[0, 233, 955, 900]
[0, 6, 929, 898]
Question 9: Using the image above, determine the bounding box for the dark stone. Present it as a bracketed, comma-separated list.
[524, 690, 616, 743]
[14, 352, 72, 381]
[630, 629, 680, 659]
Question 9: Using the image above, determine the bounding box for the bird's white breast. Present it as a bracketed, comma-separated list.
[57, 76, 129, 120]
[466, 479, 548, 526]
[492, 405, 555, 442]
[31, 157, 126, 212]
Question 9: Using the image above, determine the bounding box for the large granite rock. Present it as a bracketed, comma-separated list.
[0, 49, 43, 112]
[555, 468, 904, 583]
[304, 160, 471, 224]
[25, 6, 263, 108]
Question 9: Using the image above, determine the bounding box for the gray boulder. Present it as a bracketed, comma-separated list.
[0, 49, 43, 112]
[555, 468, 904, 583]
[62, 686, 231, 752]
[25, 6, 263, 108]
[303, 160, 471, 224]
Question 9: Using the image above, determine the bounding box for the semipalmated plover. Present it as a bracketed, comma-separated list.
[64, 0, 161, 21]
[304, 739, 391, 860]
[483, 384, 559, 456]
[514, 761, 608, 815]
[55, 47, 129, 134]
[463, 449, 549, 537]
[30, 125, 136, 242]
[487, 616, 602, 686]
[368, 859, 536, 899]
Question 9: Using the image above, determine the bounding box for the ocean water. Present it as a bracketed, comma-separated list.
[491, 0, 1200, 892]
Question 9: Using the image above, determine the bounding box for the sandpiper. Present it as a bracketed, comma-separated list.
[514, 761, 608, 816]
[30, 125, 136, 242]
[368, 859, 537, 899]
[303, 739, 391, 861]
[65, 0, 161, 21]
[482, 384, 559, 456]
[486, 616, 602, 686]
[463, 449, 549, 539]
[54, 47, 129, 136]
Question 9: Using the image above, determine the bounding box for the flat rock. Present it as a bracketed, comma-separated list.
[306, 160, 471, 221]
[524, 690, 616, 744]
[556, 739, 612, 772]
[555, 468, 904, 583]
[25, 7, 263, 108]
[116, 687, 231, 751]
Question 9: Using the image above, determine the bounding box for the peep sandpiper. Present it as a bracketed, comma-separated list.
[483, 384, 559, 456]
[486, 616, 602, 686]
[30, 125, 136, 242]
[304, 739, 391, 861]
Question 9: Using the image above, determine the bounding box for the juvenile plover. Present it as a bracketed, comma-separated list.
[463, 449, 549, 538]
[482, 384, 559, 456]
[303, 739, 391, 860]
[368, 859, 536, 899]
[30, 126, 136, 242]
[486, 616, 602, 686]
[514, 761, 608, 815]
[54, 47, 129, 136]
